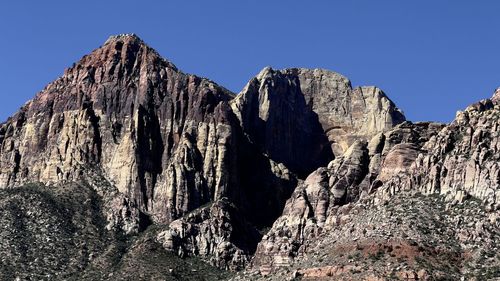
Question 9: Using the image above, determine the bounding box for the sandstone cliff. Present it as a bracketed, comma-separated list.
[246, 91, 500, 279]
[0, 34, 498, 280]
[0, 34, 238, 228]
[231, 67, 405, 176]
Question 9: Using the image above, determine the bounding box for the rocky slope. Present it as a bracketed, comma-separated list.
[234, 192, 500, 280]
[0, 183, 232, 281]
[0, 34, 498, 280]
[242, 91, 500, 280]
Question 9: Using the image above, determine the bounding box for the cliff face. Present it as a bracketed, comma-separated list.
[248, 92, 500, 279]
[0, 35, 404, 224]
[231, 67, 405, 177]
[0, 34, 237, 226]
[1, 34, 498, 279]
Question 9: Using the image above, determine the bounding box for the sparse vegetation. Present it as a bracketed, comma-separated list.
[0, 183, 232, 281]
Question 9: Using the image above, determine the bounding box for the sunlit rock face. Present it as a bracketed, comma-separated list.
[2, 34, 498, 276]
[250, 91, 500, 276]
[0, 34, 238, 225]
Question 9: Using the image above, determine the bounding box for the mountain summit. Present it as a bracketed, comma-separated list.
[0, 35, 498, 280]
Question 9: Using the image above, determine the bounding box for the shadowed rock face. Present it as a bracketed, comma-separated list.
[231, 68, 334, 178]
[231, 67, 405, 177]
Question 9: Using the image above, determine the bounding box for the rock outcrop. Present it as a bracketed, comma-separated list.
[1, 34, 499, 280]
[378, 93, 500, 209]
[236, 192, 500, 280]
[248, 91, 500, 277]
[231, 67, 405, 177]
[157, 198, 261, 270]
[250, 120, 444, 271]
[0, 34, 238, 227]
[226, 67, 406, 229]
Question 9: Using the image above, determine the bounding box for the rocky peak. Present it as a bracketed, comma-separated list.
[231, 67, 405, 177]
[9, 34, 499, 279]
[104, 33, 144, 44]
[0, 34, 236, 226]
[62, 33, 177, 86]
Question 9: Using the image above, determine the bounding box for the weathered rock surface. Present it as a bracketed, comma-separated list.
[235, 192, 500, 280]
[378, 93, 500, 209]
[225, 67, 405, 229]
[0, 34, 238, 227]
[1, 34, 499, 280]
[245, 91, 500, 279]
[0, 34, 259, 270]
[0, 35, 407, 270]
[157, 198, 261, 270]
[250, 121, 444, 271]
[0, 35, 297, 270]
[231, 67, 405, 176]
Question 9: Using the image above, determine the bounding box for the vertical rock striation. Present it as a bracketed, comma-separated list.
[231, 67, 405, 176]
[250, 91, 499, 274]
[0, 34, 238, 226]
[3, 34, 497, 276]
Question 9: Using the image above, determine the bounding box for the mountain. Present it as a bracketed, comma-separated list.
[0, 34, 498, 280]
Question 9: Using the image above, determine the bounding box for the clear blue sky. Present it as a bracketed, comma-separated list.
[1, 1, 499, 122]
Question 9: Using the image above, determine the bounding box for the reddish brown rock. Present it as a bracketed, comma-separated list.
[0, 34, 238, 227]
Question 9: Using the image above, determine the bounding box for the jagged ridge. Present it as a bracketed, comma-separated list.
[0, 34, 498, 280]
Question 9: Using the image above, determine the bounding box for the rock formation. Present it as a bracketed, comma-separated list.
[0, 34, 238, 227]
[248, 91, 500, 279]
[231, 67, 405, 176]
[157, 198, 261, 270]
[0, 34, 498, 280]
